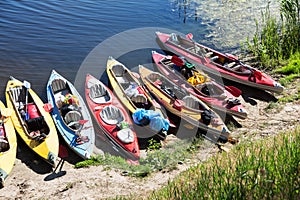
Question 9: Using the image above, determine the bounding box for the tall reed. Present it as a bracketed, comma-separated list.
[246, 0, 300, 69]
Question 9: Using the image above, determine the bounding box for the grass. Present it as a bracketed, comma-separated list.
[246, 0, 300, 70]
[74, 137, 206, 177]
[275, 52, 300, 86]
[148, 126, 300, 200]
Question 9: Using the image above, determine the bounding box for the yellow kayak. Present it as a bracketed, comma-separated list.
[0, 101, 17, 188]
[106, 56, 171, 139]
[5, 77, 59, 167]
[139, 65, 238, 144]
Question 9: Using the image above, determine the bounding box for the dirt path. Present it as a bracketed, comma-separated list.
[1, 79, 299, 200]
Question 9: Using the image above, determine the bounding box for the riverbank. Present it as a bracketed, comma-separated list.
[1, 75, 299, 199]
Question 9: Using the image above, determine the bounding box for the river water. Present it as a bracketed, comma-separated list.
[0, 0, 279, 98]
[0, 0, 279, 157]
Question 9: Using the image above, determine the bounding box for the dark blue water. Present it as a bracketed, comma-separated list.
[0, 0, 208, 100]
[0, 0, 279, 100]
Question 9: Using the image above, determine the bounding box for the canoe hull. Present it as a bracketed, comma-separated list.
[156, 31, 284, 94]
[106, 56, 170, 139]
[0, 101, 17, 187]
[139, 65, 236, 144]
[85, 74, 140, 160]
[5, 78, 59, 166]
[47, 70, 95, 160]
[152, 51, 248, 119]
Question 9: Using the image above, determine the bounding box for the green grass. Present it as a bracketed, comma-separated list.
[279, 88, 300, 103]
[275, 52, 300, 85]
[74, 138, 206, 177]
[148, 127, 300, 200]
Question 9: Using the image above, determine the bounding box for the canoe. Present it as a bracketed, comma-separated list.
[0, 101, 17, 188]
[106, 56, 171, 139]
[85, 74, 140, 160]
[156, 31, 284, 94]
[46, 70, 95, 160]
[139, 65, 238, 144]
[152, 51, 248, 119]
[5, 77, 59, 166]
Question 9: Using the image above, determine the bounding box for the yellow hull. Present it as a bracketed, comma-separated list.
[0, 101, 17, 187]
[5, 78, 59, 166]
[139, 65, 230, 137]
[106, 56, 165, 115]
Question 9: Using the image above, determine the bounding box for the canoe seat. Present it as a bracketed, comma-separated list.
[131, 94, 147, 104]
[227, 62, 236, 68]
[182, 96, 199, 110]
[64, 110, 82, 130]
[112, 64, 125, 77]
[205, 52, 214, 57]
[210, 56, 219, 62]
[117, 128, 134, 144]
[89, 84, 110, 104]
[52, 79, 67, 93]
[10, 87, 26, 106]
[100, 105, 124, 125]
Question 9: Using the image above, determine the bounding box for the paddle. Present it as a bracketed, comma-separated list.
[225, 85, 242, 97]
[67, 119, 89, 128]
[23, 80, 31, 120]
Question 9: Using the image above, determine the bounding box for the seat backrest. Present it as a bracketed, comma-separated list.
[90, 84, 107, 99]
[112, 64, 125, 77]
[52, 79, 67, 93]
[131, 94, 147, 104]
[10, 87, 26, 103]
[100, 105, 124, 125]
[64, 110, 82, 125]
[182, 96, 198, 110]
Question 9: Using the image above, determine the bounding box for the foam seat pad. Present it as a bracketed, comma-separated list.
[100, 105, 124, 125]
[117, 128, 134, 143]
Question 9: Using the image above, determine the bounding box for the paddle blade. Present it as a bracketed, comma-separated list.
[186, 33, 193, 40]
[79, 120, 89, 125]
[58, 144, 69, 159]
[225, 86, 242, 97]
[23, 80, 31, 89]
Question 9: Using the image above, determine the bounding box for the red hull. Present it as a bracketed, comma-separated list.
[85, 74, 140, 159]
[152, 51, 248, 119]
[156, 32, 284, 93]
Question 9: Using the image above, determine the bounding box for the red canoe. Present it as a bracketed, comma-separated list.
[152, 51, 248, 119]
[85, 74, 140, 160]
[156, 31, 284, 94]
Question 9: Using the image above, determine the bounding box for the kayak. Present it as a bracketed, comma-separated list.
[0, 101, 17, 188]
[106, 56, 171, 139]
[139, 65, 238, 144]
[152, 50, 248, 119]
[46, 70, 95, 160]
[5, 77, 59, 166]
[85, 74, 140, 160]
[156, 31, 284, 94]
